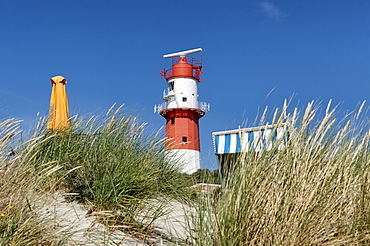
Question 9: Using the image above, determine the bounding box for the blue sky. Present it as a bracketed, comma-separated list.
[0, 0, 369, 169]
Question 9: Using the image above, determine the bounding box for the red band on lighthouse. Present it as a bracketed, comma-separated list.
[161, 108, 204, 151]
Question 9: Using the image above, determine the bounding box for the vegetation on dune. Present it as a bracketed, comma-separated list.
[0, 105, 194, 244]
[2, 100, 370, 245]
[191, 101, 370, 245]
[0, 119, 65, 245]
[24, 105, 194, 237]
[191, 168, 221, 185]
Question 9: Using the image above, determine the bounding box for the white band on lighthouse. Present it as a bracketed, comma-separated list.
[165, 149, 200, 174]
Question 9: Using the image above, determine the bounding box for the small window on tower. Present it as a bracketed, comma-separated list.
[182, 137, 187, 143]
[182, 97, 187, 102]
[169, 81, 174, 91]
[171, 117, 175, 124]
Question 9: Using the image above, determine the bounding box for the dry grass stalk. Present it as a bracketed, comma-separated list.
[191, 100, 370, 246]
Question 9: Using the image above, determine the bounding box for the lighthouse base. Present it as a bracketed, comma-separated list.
[165, 149, 200, 174]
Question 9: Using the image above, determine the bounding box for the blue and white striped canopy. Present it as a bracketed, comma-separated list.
[213, 125, 287, 155]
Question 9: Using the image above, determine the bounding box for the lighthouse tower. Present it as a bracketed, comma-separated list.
[154, 48, 210, 174]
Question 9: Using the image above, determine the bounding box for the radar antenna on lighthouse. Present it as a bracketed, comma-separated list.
[154, 48, 209, 174]
[163, 48, 203, 58]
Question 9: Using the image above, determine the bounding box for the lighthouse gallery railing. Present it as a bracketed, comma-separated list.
[154, 101, 210, 114]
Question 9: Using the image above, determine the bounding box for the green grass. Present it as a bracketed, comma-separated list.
[24, 105, 193, 237]
[3, 100, 370, 245]
[0, 119, 65, 245]
[0, 105, 194, 244]
[191, 101, 370, 245]
[190, 169, 221, 185]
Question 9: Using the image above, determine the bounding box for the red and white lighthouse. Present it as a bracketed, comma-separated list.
[154, 48, 210, 174]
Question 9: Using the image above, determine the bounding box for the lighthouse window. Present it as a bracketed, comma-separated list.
[182, 97, 187, 102]
[171, 117, 175, 124]
[169, 81, 174, 91]
[182, 137, 187, 143]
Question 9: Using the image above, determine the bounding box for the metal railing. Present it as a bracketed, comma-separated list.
[199, 102, 211, 112]
[171, 56, 202, 67]
[160, 56, 203, 82]
[163, 88, 175, 100]
[154, 101, 211, 114]
[160, 68, 202, 82]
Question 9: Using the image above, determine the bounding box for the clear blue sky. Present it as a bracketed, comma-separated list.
[1, 1, 369, 169]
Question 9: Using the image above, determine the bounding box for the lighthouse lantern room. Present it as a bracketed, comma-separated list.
[154, 48, 210, 174]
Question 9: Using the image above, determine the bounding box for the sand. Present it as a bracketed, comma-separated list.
[36, 192, 195, 245]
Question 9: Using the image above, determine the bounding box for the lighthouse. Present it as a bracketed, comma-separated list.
[154, 48, 210, 174]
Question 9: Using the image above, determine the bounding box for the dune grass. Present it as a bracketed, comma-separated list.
[24, 105, 193, 238]
[191, 101, 370, 245]
[4, 100, 370, 245]
[0, 118, 66, 245]
[0, 105, 195, 244]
